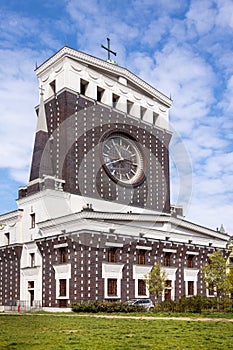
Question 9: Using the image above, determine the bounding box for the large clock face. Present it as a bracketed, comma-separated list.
[102, 134, 144, 185]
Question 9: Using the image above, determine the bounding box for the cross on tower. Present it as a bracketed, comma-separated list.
[101, 38, 116, 61]
[39, 85, 45, 96]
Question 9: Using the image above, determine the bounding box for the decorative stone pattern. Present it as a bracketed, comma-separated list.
[33, 231, 229, 306]
[0, 246, 22, 306]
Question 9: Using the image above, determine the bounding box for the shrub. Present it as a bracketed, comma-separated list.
[154, 296, 233, 313]
[70, 300, 145, 313]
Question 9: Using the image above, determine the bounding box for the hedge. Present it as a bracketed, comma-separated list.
[70, 300, 145, 313]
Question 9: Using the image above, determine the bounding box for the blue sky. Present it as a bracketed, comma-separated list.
[0, 0, 233, 233]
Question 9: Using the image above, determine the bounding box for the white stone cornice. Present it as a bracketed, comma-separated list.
[35, 46, 172, 108]
[36, 210, 230, 243]
[0, 210, 23, 224]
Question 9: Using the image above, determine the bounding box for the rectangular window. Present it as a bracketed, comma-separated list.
[97, 87, 105, 102]
[80, 79, 88, 95]
[187, 255, 194, 268]
[140, 106, 146, 120]
[138, 250, 146, 265]
[127, 100, 133, 114]
[153, 112, 159, 124]
[50, 80, 56, 94]
[59, 279, 67, 297]
[59, 247, 67, 263]
[112, 94, 119, 108]
[165, 280, 172, 300]
[107, 278, 117, 296]
[30, 213, 35, 228]
[28, 281, 34, 289]
[4, 232, 10, 245]
[138, 279, 146, 296]
[164, 252, 171, 267]
[108, 248, 117, 263]
[208, 283, 215, 296]
[30, 253, 35, 267]
[188, 281, 194, 296]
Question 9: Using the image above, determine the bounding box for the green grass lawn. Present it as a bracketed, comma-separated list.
[0, 314, 233, 349]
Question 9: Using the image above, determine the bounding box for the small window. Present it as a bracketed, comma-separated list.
[59, 279, 67, 297]
[138, 250, 145, 265]
[30, 253, 35, 267]
[59, 247, 67, 264]
[80, 79, 88, 95]
[107, 278, 117, 296]
[208, 283, 215, 296]
[28, 281, 34, 289]
[4, 232, 10, 245]
[140, 106, 146, 120]
[112, 94, 119, 108]
[153, 112, 159, 124]
[187, 255, 194, 268]
[97, 87, 105, 102]
[138, 279, 146, 296]
[127, 100, 133, 115]
[50, 80, 56, 94]
[165, 280, 172, 300]
[108, 248, 117, 263]
[30, 213, 35, 229]
[164, 252, 171, 267]
[188, 281, 194, 296]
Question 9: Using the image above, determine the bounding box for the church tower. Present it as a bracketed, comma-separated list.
[0, 46, 230, 310]
[19, 46, 172, 215]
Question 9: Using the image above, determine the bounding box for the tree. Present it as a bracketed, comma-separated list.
[202, 250, 228, 299]
[226, 268, 233, 297]
[144, 263, 168, 299]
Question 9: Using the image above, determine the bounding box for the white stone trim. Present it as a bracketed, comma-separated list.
[54, 243, 68, 249]
[136, 245, 152, 251]
[133, 265, 152, 298]
[162, 267, 177, 301]
[105, 242, 124, 248]
[163, 249, 177, 253]
[53, 264, 71, 299]
[184, 268, 199, 296]
[102, 263, 124, 299]
[186, 251, 199, 256]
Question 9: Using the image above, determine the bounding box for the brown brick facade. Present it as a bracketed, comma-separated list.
[35, 232, 227, 307]
[22, 91, 171, 213]
[0, 245, 22, 306]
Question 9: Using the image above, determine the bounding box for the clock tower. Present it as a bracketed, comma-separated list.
[19, 46, 172, 215]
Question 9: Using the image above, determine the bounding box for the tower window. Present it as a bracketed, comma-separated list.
[30, 253, 35, 267]
[107, 278, 117, 296]
[140, 106, 146, 120]
[80, 79, 88, 95]
[127, 100, 133, 115]
[153, 112, 159, 124]
[4, 232, 10, 245]
[138, 250, 146, 265]
[112, 94, 119, 108]
[97, 87, 105, 102]
[50, 80, 56, 94]
[30, 213, 35, 229]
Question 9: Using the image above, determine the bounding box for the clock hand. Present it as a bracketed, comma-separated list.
[106, 158, 123, 166]
[111, 140, 122, 158]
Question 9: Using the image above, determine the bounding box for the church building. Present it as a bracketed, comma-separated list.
[0, 46, 230, 310]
